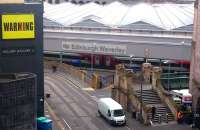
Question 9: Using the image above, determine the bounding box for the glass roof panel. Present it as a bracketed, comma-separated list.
[44, 2, 194, 30]
[94, 1, 129, 26]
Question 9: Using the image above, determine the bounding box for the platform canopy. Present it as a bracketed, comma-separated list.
[44, 1, 194, 30]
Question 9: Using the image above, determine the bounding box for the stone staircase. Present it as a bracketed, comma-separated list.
[136, 89, 174, 124]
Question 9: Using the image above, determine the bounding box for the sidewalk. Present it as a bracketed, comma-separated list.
[126, 112, 193, 130]
[44, 101, 64, 130]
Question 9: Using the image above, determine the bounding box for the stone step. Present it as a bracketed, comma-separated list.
[150, 116, 174, 119]
[136, 90, 158, 95]
[142, 99, 161, 103]
[137, 94, 160, 98]
[148, 114, 174, 118]
[141, 96, 161, 100]
[134, 89, 175, 123]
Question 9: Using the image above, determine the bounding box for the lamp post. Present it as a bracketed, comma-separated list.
[181, 41, 186, 70]
[60, 52, 63, 63]
[140, 71, 143, 122]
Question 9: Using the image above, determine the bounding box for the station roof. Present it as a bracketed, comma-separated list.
[44, 1, 194, 31]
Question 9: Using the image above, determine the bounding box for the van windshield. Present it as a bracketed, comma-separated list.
[113, 109, 124, 117]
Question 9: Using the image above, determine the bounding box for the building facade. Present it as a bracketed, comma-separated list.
[189, 0, 200, 123]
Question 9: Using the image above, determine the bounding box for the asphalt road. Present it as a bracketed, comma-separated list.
[44, 71, 130, 130]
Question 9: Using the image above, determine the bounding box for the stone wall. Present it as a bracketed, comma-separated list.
[44, 61, 100, 89]
[190, 0, 200, 112]
[113, 64, 150, 124]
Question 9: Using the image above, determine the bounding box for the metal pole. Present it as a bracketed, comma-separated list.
[140, 72, 143, 122]
[167, 63, 170, 91]
[60, 52, 63, 63]
[91, 50, 93, 73]
[91, 43, 95, 73]
[166, 113, 168, 123]
[159, 59, 162, 67]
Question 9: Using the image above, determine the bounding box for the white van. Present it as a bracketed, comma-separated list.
[97, 98, 126, 125]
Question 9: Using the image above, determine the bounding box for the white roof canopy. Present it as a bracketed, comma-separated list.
[44, 1, 194, 30]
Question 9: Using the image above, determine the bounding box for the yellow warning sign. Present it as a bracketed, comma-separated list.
[2, 14, 35, 39]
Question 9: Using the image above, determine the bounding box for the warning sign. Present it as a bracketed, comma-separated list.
[2, 14, 35, 39]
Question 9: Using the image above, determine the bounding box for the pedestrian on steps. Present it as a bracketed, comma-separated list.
[152, 106, 156, 120]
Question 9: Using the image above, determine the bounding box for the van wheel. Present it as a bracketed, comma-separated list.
[109, 120, 114, 126]
[123, 120, 127, 126]
[98, 110, 102, 117]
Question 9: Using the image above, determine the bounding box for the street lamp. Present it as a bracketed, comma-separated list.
[140, 71, 143, 123]
[180, 41, 186, 70]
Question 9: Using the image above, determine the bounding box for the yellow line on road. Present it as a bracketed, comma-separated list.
[45, 101, 66, 130]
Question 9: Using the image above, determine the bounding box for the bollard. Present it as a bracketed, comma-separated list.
[166, 113, 168, 123]
[158, 114, 162, 124]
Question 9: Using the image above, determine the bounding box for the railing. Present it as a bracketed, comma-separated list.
[160, 72, 189, 90]
[44, 25, 192, 37]
[161, 72, 190, 78]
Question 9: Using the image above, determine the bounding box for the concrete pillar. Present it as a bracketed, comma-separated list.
[91, 73, 99, 89]
[113, 64, 129, 110]
[142, 63, 152, 83]
[190, 0, 200, 113]
[152, 66, 162, 89]
[81, 70, 87, 81]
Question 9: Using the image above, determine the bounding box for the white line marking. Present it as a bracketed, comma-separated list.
[63, 118, 72, 130]
[126, 126, 133, 130]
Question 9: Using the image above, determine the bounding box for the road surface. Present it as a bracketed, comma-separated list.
[44, 70, 130, 130]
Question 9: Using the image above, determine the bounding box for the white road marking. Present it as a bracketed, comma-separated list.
[63, 118, 72, 130]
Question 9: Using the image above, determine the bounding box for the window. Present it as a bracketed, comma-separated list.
[113, 109, 124, 117]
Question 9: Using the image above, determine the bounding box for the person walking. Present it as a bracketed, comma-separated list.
[152, 106, 156, 120]
[176, 110, 183, 124]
